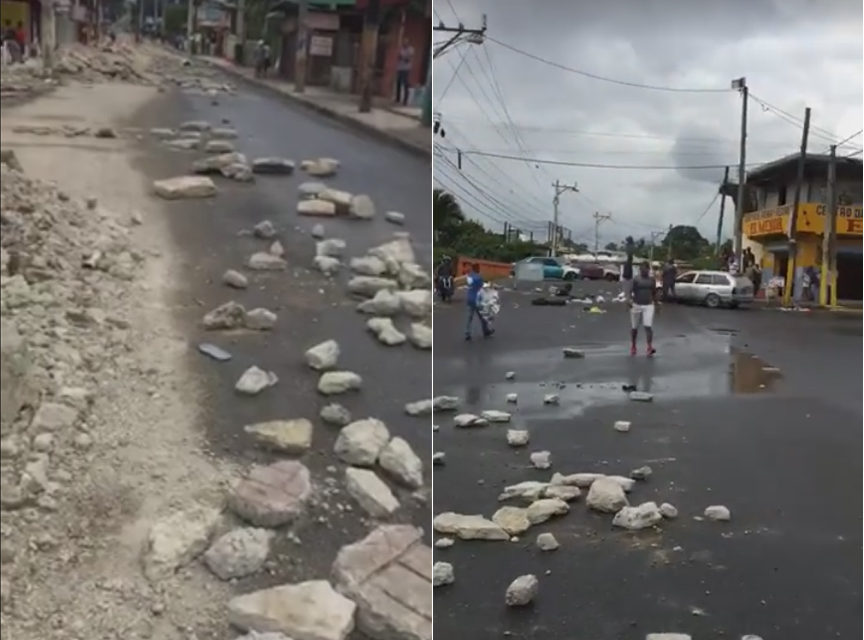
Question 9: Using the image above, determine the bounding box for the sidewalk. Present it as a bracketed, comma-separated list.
[200, 56, 430, 158]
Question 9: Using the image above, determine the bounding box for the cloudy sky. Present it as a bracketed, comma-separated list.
[432, 0, 863, 249]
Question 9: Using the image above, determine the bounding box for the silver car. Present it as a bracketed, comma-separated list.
[673, 270, 754, 308]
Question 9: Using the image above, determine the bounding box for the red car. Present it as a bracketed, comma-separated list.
[574, 263, 619, 281]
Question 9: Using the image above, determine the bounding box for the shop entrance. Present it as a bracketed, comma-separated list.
[836, 253, 863, 301]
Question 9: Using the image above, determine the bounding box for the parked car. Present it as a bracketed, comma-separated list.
[575, 263, 619, 281]
[673, 270, 755, 308]
[512, 257, 580, 280]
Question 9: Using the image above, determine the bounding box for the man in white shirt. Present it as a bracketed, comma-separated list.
[395, 38, 414, 105]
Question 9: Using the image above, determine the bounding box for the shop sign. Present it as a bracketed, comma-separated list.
[744, 203, 863, 237]
[309, 35, 333, 57]
[744, 205, 791, 237]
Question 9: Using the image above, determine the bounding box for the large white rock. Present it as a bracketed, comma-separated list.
[505, 574, 539, 607]
[530, 451, 552, 470]
[396, 289, 432, 317]
[228, 580, 355, 640]
[357, 289, 401, 315]
[245, 308, 278, 330]
[408, 323, 432, 349]
[319, 188, 353, 212]
[334, 418, 390, 466]
[453, 413, 488, 428]
[660, 503, 679, 519]
[536, 532, 559, 551]
[223, 269, 249, 289]
[349, 194, 376, 220]
[348, 276, 399, 298]
[299, 181, 327, 199]
[369, 237, 416, 266]
[203, 301, 246, 330]
[525, 498, 569, 524]
[498, 481, 549, 502]
[298, 199, 337, 217]
[551, 472, 605, 488]
[433, 396, 461, 411]
[405, 399, 433, 416]
[193, 151, 246, 173]
[433, 562, 454, 587]
[235, 366, 279, 395]
[367, 317, 406, 346]
[378, 437, 423, 488]
[153, 176, 216, 199]
[345, 467, 399, 517]
[314, 255, 341, 276]
[507, 429, 530, 447]
[204, 527, 274, 580]
[586, 477, 629, 513]
[606, 475, 636, 493]
[248, 252, 287, 271]
[480, 409, 511, 423]
[544, 485, 581, 502]
[704, 505, 731, 521]
[612, 502, 663, 531]
[318, 371, 362, 395]
[142, 505, 222, 581]
[492, 506, 531, 535]
[432, 512, 509, 541]
[205, 139, 235, 153]
[398, 262, 430, 289]
[350, 255, 388, 276]
[316, 238, 347, 258]
[244, 419, 313, 453]
[305, 339, 340, 370]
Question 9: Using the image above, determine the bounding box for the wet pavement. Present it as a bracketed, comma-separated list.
[433, 283, 862, 639]
[126, 65, 430, 630]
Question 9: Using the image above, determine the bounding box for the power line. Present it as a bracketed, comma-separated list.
[435, 43, 469, 105]
[834, 129, 863, 148]
[486, 36, 730, 93]
[692, 191, 721, 225]
[748, 92, 844, 145]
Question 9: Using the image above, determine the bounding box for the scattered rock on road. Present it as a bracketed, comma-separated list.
[405, 399, 433, 416]
[333, 418, 390, 466]
[247, 251, 287, 270]
[245, 307, 278, 330]
[530, 451, 552, 470]
[704, 505, 731, 521]
[433, 562, 455, 587]
[211, 126, 238, 139]
[630, 465, 652, 480]
[205, 139, 234, 153]
[350, 255, 388, 276]
[348, 276, 399, 298]
[152, 175, 216, 199]
[314, 255, 341, 276]
[385, 211, 405, 225]
[492, 506, 532, 535]
[228, 580, 355, 640]
[507, 430, 530, 447]
[228, 460, 311, 527]
[320, 403, 351, 426]
[660, 503, 679, 519]
[244, 419, 313, 454]
[367, 317, 406, 345]
[543, 393, 560, 405]
[614, 420, 631, 433]
[433, 512, 509, 541]
[453, 414, 488, 428]
[358, 289, 402, 315]
[506, 393, 518, 403]
[505, 574, 539, 607]
[526, 498, 569, 524]
[179, 120, 211, 132]
[645, 635, 692, 640]
[222, 162, 254, 182]
[299, 181, 327, 199]
[433, 396, 461, 411]
[317, 238, 347, 258]
[481, 409, 511, 423]
[235, 366, 279, 395]
[432, 452, 445, 465]
[204, 527, 274, 580]
[544, 485, 581, 502]
[298, 199, 337, 217]
[345, 467, 400, 517]
[318, 371, 363, 395]
[203, 300, 246, 330]
[379, 437, 424, 488]
[396, 289, 432, 317]
[409, 323, 432, 349]
[612, 501, 663, 530]
[253, 219, 276, 239]
[536, 532, 559, 551]
[586, 477, 629, 513]
[252, 157, 295, 175]
[222, 268, 249, 289]
[142, 505, 222, 582]
[311, 222, 326, 238]
[349, 194, 376, 220]
[305, 339, 340, 370]
[192, 151, 247, 174]
[629, 391, 654, 402]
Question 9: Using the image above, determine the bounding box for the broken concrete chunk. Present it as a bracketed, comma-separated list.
[222, 162, 254, 181]
[551, 472, 605, 488]
[530, 451, 552, 470]
[222, 269, 248, 289]
[316, 238, 347, 258]
[204, 527, 274, 580]
[269, 240, 284, 257]
[498, 481, 549, 503]
[378, 437, 423, 488]
[153, 176, 216, 199]
[659, 503, 679, 519]
[492, 506, 532, 535]
[253, 219, 276, 239]
[311, 223, 326, 238]
[350, 255, 388, 276]
[357, 289, 401, 316]
[405, 399, 433, 416]
[433, 562, 454, 587]
[150, 127, 175, 139]
[320, 403, 351, 426]
[244, 419, 313, 454]
[205, 139, 234, 153]
[433, 396, 461, 411]
[586, 477, 629, 513]
[227, 460, 311, 527]
[526, 498, 569, 524]
[481, 409, 511, 423]
[367, 317, 406, 346]
[203, 301, 246, 330]
[299, 181, 327, 199]
[453, 414, 488, 428]
[612, 501, 663, 530]
[432, 452, 446, 465]
[193, 151, 247, 173]
[318, 371, 362, 395]
[432, 512, 508, 541]
[409, 323, 432, 349]
[385, 211, 405, 225]
[235, 366, 278, 395]
[507, 429, 530, 447]
[142, 505, 222, 582]
[614, 420, 631, 433]
[396, 289, 432, 317]
[348, 276, 399, 298]
[244, 308, 277, 330]
[247, 252, 287, 271]
[227, 580, 355, 640]
[252, 157, 295, 174]
[506, 393, 518, 403]
[505, 574, 539, 607]
[305, 339, 340, 371]
[304, 158, 339, 177]
[314, 255, 341, 276]
[704, 505, 731, 521]
[536, 532, 559, 551]
[349, 194, 375, 220]
[298, 199, 337, 217]
[345, 467, 400, 517]
[319, 188, 353, 213]
[606, 475, 636, 492]
[543, 484, 581, 502]
[334, 418, 390, 466]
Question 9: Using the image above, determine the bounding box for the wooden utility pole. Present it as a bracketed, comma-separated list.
[185, 0, 193, 47]
[593, 211, 611, 254]
[294, 0, 308, 92]
[357, 0, 380, 113]
[40, 0, 56, 71]
[732, 77, 748, 271]
[433, 16, 486, 59]
[716, 166, 729, 254]
[782, 107, 811, 306]
[551, 180, 578, 257]
[819, 145, 838, 306]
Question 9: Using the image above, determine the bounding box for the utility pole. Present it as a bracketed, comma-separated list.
[593, 211, 611, 254]
[648, 229, 665, 265]
[140, 0, 146, 40]
[357, 0, 380, 113]
[236, 0, 245, 42]
[731, 77, 748, 271]
[716, 166, 729, 254]
[819, 145, 837, 307]
[782, 107, 811, 307]
[294, 0, 308, 93]
[40, 0, 56, 71]
[551, 180, 578, 257]
[185, 0, 193, 49]
[666, 223, 674, 260]
[433, 16, 486, 59]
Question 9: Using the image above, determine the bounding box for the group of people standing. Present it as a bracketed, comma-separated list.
[2, 20, 29, 64]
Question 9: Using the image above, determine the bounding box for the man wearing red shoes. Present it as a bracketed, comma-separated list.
[629, 261, 659, 356]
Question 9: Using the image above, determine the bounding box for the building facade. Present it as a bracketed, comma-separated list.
[741, 153, 862, 301]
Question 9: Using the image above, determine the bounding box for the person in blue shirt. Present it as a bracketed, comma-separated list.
[461, 263, 494, 340]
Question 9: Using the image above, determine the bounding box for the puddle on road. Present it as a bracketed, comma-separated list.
[729, 349, 782, 393]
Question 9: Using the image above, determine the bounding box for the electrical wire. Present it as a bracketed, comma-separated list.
[748, 93, 845, 145]
[435, 43, 469, 106]
[692, 191, 721, 225]
[486, 36, 730, 93]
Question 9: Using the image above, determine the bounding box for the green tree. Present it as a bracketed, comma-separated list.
[604, 241, 619, 252]
[433, 189, 465, 247]
[662, 225, 711, 261]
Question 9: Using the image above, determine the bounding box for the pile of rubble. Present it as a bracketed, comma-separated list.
[53, 43, 151, 84]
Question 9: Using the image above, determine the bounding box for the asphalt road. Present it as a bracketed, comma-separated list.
[126, 65, 431, 618]
[433, 281, 862, 639]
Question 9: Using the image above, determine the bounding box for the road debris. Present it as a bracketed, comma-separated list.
[505, 574, 539, 606]
[704, 505, 731, 521]
[197, 342, 232, 361]
[433, 562, 455, 587]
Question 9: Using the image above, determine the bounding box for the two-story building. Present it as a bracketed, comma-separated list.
[740, 153, 862, 301]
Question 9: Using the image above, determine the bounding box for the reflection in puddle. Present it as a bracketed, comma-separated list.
[729, 350, 782, 393]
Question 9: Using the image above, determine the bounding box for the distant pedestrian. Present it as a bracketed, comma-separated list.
[620, 236, 635, 300]
[629, 261, 659, 357]
[751, 264, 762, 296]
[395, 37, 414, 106]
[661, 259, 677, 301]
[458, 263, 494, 341]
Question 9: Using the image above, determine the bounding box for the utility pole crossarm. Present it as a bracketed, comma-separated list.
[550, 180, 578, 257]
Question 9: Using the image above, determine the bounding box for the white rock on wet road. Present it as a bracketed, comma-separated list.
[492, 506, 531, 535]
[453, 414, 488, 428]
[433, 562, 454, 587]
[204, 527, 274, 580]
[586, 477, 629, 513]
[334, 418, 390, 466]
[357, 289, 401, 315]
[298, 199, 337, 217]
[203, 300, 246, 330]
[367, 317, 406, 346]
[660, 503, 679, 519]
[320, 403, 351, 426]
[507, 429, 529, 447]
[612, 501, 663, 531]
[350, 255, 388, 276]
[152, 175, 216, 199]
[222, 162, 254, 182]
[179, 120, 211, 132]
[551, 472, 605, 488]
[481, 409, 511, 423]
[210, 126, 238, 139]
[248, 252, 287, 270]
[396, 289, 432, 317]
[614, 420, 631, 433]
[405, 399, 433, 416]
[318, 371, 363, 395]
[304, 339, 340, 370]
[385, 211, 405, 224]
[142, 505, 222, 582]
[530, 451, 552, 470]
[378, 436, 424, 488]
[348, 276, 399, 298]
[409, 323, 432, 349]
[433, 512, 509, 541]
[245, 308, 277, 330]
[319, 188, 353, 213]
[227, 580, 355, 640]
[235, 366, 278, 395]
[526, 498, 569, 524]
[506, 393, 518, 403]
[222, 269, 248, 289]
[505, 574, 539, 607]
[345, 467, 400, 518]
[314, 255, 341, 276]
[498, 481, 549, 503]
[299, 181, 327, 199]
[606, 475, 636, 492]
[349, 194, 376, 220]
[434, 537, 454, 548]
[311, 222, 326, 238]
[253, 219, 276, 239]
[244, 419, 313, 454]
[544, 484, 581, 502]
[269, 240, 284, 256]
[192, 151, 246, 173]
[433, 396, 461, 411]
[630, 465, 652, 480]
[629, 391, 654, 402]
[228, 460, 311, 527]
[205, 139, 234, 153]
[704, 505, 731, 521]
[316, 238, 347, 258]
[536, 532, 559, 551]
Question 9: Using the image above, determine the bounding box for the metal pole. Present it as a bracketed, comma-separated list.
[294, 0, 308, 92]
[734, 80, 748, 271]
[716, 166, 729, 254]
[782, 107, 811, 307]
[551, 180, 560, 257]
[820, 145, 837, 306]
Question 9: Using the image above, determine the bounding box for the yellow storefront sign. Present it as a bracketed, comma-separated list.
[744, 203, 862, 237]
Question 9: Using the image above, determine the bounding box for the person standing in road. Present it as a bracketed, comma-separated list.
[458, 263, 494, 340]
[620, 236, 635, 300]
[629, 261, 659, 357]
[661, 258, 677, 301]
[395, 38, 414, 106]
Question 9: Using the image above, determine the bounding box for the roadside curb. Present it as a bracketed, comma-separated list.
[201, 58, 430, 161]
